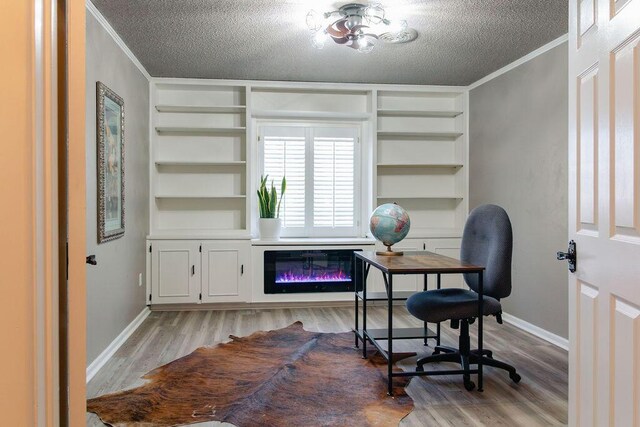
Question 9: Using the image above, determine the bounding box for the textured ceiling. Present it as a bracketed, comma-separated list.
[91, 0, 568, 86]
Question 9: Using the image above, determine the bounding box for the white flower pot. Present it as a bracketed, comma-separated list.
[259, 218, 282, 240]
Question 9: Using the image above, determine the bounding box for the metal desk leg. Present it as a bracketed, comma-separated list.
[477, 271, 484, 392]
[423, 273, 428, 346]
[362, 259, 367, 359]
[354, 258, 359, 348]
[437, 273, 441, 347]
[387, 273, 394, 396]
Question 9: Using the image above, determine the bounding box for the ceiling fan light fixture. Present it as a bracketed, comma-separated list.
[305, 3, 415, 53]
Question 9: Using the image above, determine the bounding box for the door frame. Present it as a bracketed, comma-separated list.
[33, 0, 86, 424]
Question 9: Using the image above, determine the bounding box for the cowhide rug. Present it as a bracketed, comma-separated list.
[87, 322, 415, 427]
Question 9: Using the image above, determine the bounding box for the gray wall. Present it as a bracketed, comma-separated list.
[469, 43, 568, 338]
[86, 12, 150, 364]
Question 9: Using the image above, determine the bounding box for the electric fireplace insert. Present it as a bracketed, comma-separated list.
[264, 249, 362, 294]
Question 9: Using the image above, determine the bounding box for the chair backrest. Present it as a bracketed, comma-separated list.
[461, 204, 512, 299]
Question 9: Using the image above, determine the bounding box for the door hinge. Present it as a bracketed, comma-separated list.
[149, 245, 152, 253]
[199, 245, 202, 253]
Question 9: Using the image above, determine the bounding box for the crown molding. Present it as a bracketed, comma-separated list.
[468, 33, 568, 91]
[86, 0, 151, 81]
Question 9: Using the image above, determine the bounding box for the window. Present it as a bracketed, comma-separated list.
[259, 125, 360, 237]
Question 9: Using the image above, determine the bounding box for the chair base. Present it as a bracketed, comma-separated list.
[415, 320, 521, 391]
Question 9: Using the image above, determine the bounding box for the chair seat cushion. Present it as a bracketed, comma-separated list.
[406, 288, 502, 323]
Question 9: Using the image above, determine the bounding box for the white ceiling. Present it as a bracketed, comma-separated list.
[91, 0, 568, 86]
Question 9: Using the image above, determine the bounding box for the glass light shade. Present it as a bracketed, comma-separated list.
[364, 3, 385, 24]
[311, 30, 329, 49]
[386, 19, 407, 34]
[356, 36, 375, 54]
[306, 10, 323, 31]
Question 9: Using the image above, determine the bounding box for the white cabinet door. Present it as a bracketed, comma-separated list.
[151, 240, 200, 304]
[426, 238, 464, 289]
[201, 241, 249, 303]
[369, 239, 424, 292]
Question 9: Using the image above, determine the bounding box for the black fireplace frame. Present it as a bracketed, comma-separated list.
[264, 249, 362, 294]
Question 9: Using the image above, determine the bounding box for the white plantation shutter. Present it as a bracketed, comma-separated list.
[262, 128, 306, 229]
[313, 133, 356, 229]
[260, 125, 360, 237]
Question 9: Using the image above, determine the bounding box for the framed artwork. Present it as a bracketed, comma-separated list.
[96, 81, 125, 243]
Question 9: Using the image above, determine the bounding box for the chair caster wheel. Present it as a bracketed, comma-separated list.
[432, 349, 440, 355]
[509, 372, 521, 383]
[464, 380, 476, 391]
[416, 364, 424, 372]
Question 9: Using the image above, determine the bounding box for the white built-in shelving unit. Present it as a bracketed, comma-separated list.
[147, 80, 468, 305]
[374, 89, 468, 238]
[150, 83, 250, 238]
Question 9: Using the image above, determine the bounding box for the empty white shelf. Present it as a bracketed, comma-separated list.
[377, 109, 463, 118]
[376, 163, 463, 168]
[155, 195, 247, 199]
[377, 195, 463, 200]
[377, 130, 463, 139]
[155, 160, 246, 167]
[155, 126, 246, 135]
[155, 105, 246, 114]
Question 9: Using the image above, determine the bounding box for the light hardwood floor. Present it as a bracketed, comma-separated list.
[87, 306, 568, 426]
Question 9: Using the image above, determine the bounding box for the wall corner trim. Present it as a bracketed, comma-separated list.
[86, 1, 152, 81]
[86, 307, 151, 383]
[467, 33, 568, 91]
[502, 312, 568, 351]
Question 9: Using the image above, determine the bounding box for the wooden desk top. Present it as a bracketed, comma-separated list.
[355, 251, 484, 274]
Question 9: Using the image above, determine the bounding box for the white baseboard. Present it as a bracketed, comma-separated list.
[501, 312, 568, 351]
[86, 307, 151, 383]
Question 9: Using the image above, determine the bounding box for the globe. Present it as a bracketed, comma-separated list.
[369, 203, 411, 255]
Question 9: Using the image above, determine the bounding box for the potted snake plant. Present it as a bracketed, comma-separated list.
[257, 175, 286, 240]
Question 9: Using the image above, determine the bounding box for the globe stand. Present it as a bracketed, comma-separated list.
[376, 244, 404, 256]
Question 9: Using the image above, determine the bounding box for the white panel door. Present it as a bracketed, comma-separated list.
[151, 240, 200, 304]
[569, 0, 640, 425]
[201, 241, 249, 303]
[370, 239, 423, 292]
[426, 238, 465, 289]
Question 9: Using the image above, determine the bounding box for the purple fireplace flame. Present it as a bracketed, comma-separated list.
[276, 269, 351, 283]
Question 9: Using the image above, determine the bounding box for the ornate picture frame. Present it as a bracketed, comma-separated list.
[96, 81, 125, 243]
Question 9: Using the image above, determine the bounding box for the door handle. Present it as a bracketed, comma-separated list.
[86, 255, 97, 265]
[557, 240, 576, 273]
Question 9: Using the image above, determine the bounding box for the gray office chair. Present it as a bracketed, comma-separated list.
[406, 204, 521, 391]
